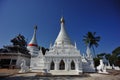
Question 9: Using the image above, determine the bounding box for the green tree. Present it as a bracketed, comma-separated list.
[112, 47, 120, 56]
[83, 32, 100, 57]
[111, 46, 120, 66]
[105, 54, 111, 60]
[97, 53, 105, 58]
[0, 34, 29, 55]
[94, 47, 120, 67]
[94, 53, 111, 67]
[11, 34, 27, 47]
[93, 58, 100, 67]
[39, 46, 49, 55]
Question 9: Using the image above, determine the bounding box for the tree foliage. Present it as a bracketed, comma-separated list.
[112, 46, 120, 66]
[39, 46, 49, 55]
[11, 34, 27, 47]
[94, 46, 120, 67]
[83, 32, 100, 57]
[0, 34, 29, 55]
[112, 47, 120, 56]
[97, 53, 105, 58]
[93, 58, 100, 67]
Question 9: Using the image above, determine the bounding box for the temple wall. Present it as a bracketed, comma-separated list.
[45, 56, 83, 72]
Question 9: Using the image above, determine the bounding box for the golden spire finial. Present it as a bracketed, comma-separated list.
[60, 17, 65, 23]
[34, 25, 37, 30]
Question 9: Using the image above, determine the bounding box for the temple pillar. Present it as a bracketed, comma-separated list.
[68, 62, 71, 70]
[65, 62, 68, 70]
[47, 63, 50, 71]
[65, 61, 70, 71]
[55, 62, 59, 70]
[75, 63, 79, 71]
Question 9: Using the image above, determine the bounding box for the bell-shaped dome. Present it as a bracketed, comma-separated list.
[55, 17, 73, 45]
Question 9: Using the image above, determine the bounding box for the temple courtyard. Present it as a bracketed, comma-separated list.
[0, 69, 120, 80]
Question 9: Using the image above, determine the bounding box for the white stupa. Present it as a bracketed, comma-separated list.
[28, 17, 96, 75]
[27, 25, 39, 56]
[82, 46, 95, 72]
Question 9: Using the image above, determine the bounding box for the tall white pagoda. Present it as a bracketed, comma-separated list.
[27, 17, 95, 75]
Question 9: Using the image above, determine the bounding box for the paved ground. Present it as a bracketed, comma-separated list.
[0, 69, 120, 80]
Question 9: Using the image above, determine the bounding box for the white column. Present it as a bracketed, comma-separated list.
[65, 62, 70, 71]
[55, 62, 59, 70]
[65, 62, 67, 70]
[68, 59, 71, 70]
[57, 63, 59, 70]
[75, 63, 79, 71]
[68, 62, 70, 71]
[47, 63, 50, 71]
[65, 59, 70, 71]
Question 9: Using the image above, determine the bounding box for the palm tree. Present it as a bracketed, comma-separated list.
[83, 32, 100, 57]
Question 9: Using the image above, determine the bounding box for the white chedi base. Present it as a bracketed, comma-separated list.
[30, 50, 48, 73]
[50, 70, 81, 75]
[82, 54, 95, 72]
[30, 68, 47, 73]
[30, 60, 47, 73]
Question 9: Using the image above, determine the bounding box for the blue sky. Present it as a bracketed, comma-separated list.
[0, 0, 120, 54]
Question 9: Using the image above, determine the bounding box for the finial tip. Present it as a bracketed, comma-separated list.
[34, 25, 37, 30]
[60, 17, 65, 23]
